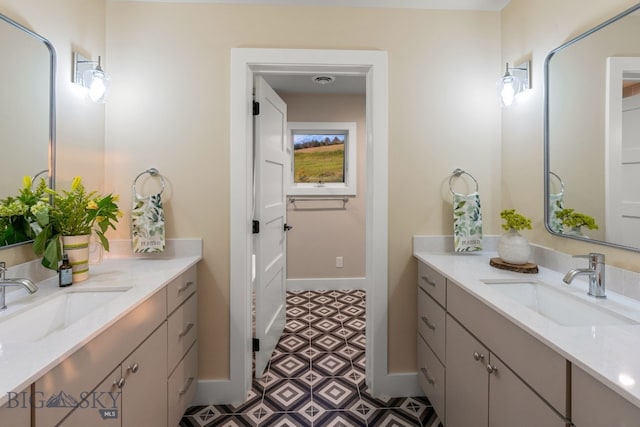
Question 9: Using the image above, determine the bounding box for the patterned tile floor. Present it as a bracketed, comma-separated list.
[180, 289, 443, 426]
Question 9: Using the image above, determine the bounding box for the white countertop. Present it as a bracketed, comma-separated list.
[414, 250, 640, 409]
[0, 246, 201, 407]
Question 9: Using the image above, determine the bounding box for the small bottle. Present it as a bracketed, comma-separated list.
[59, 253, 73, 287]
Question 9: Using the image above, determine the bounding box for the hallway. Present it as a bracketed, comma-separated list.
[181, 290, 442, 426]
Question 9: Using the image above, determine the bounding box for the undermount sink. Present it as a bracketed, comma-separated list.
[0, 288, 131, 343]
[481, 279, 638, 327]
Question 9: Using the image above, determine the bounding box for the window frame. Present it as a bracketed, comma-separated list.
[287, 121, 357, 196]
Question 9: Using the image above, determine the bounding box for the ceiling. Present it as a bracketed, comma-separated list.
[121, 0, 512, 12]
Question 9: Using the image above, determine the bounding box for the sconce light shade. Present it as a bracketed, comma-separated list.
[73, 52, 111, 103]
[497, 61, 530, 107]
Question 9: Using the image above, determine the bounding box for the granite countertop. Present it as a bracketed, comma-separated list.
[0, 240, 201, 407]
[414, 250, 640, 409]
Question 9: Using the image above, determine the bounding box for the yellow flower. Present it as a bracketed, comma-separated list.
[70, 176, 82, 191]
[117, 210, 124, 218]
[23, 175, 32, 189]
[87, 200, 99, 210]
[96, 216, 105, 222]
[112, 194, 120, 202]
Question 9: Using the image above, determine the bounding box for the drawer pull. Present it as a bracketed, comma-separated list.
[114, 377, 126, 389]
[486, 364, 498, 374]
[421, 316, 436, 330]
[421, 276, 436, 287]
[127, 362, 139, 374]
[473, 352, 485, 361]
[420, 367, 435, 385]
[179, 322, 195, 338]
[179, 376, 195, 395]
[178, 281, 194, 293]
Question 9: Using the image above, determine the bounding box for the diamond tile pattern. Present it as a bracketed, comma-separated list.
[181, 290, 443, 426]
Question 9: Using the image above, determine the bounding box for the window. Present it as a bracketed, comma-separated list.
[287, 122, 357, 196]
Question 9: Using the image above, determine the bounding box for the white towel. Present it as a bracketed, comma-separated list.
[453, 192, 483, 252]
[131, 192, 165, 253]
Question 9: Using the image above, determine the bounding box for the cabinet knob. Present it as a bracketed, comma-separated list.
[114, 377, 126, 388]
[473, 352, 485, 361]
[128, 363, 139, 374]
[486, 364, 498, 374]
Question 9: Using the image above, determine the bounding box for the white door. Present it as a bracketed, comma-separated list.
[253, 76, 288, 378]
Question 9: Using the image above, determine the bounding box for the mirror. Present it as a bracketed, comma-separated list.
[0, 13, 56, 247]
[545, 3, 640, 251]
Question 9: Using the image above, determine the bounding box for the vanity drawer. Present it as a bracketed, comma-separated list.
[167, 266, 197, 315]
[417, 334, 445, 423]
[447, 280, 567, 416]
[417, 286, 446, 363]
[418, 261, 446, 307]
[168, 292, 198, 375]
[168, 342, 198, 427]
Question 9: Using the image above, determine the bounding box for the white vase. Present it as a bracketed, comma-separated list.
[497, 229, 531, 265]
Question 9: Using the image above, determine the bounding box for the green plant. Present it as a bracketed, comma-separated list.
[33, 176, 122, 270]
[0, 177, 50, 246]
[500, 209, 532, 231]
[555, 208, 598, 230]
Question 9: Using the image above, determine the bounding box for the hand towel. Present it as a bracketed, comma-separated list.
[548, 192, 565, 233]
[131, 192, 165, 253]
[453, 192, 483, 252]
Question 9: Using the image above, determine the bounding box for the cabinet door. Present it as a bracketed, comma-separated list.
[446, 315, 489, 427]
[122, 322, 168, 427]
[58, 366, 122, 426]
[488, 355, 566, 427]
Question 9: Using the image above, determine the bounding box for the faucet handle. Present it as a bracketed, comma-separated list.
[573, 253, 605, 264]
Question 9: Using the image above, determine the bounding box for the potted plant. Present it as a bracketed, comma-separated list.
[555, 208, 598, 237]
[33, 177, 121, 281]
[0, 176, 49, 246]
[498, 209, 532, 265]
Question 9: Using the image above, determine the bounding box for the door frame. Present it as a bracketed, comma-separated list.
[228, 48, 389, 402]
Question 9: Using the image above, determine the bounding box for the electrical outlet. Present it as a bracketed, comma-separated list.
[336, 256, 344, 268]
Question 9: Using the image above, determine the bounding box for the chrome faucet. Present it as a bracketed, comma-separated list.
[563, 253, 606, 298]
[0, 261, 38, 310]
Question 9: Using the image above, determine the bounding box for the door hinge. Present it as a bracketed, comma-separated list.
[252, 220, 260, 234]
[252, 338, 260, 352]
[253, 101, 260, 116]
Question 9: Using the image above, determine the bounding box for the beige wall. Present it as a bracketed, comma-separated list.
[282, 93, 366, 279]
[105, 2, 502, 377]
[0, 0, 106, 266]
[501, 0, 640, 272]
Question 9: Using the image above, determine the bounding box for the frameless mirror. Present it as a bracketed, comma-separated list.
[545, 3, 640, 251]
[0, 13, 56, 247]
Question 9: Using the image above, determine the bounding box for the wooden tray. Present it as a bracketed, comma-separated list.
[490, 257, 538, 274]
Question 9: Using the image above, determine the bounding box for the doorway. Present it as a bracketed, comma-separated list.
[228, 48, 390, 403]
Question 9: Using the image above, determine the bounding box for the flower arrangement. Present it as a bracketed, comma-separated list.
[33, 177, 122, 270]
[0, 176, 50, 246]
[500, 209, 532, 232]
[555, 208, 598, 230]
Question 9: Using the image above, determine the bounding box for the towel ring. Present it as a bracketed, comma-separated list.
[133, 167, 165, 198]
[549, 171, 564, 196]
[449, 168, 479, 195]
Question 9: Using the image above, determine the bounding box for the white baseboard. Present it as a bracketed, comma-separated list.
[286, 277, 367, 291]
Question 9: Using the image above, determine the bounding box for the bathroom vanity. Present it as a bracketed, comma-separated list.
[0, 240, 201, 427]
[415, 243, 640, 427]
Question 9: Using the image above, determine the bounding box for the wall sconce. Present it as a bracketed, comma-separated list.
[497, 61, 530, 107]
[73, 52, 111, 103]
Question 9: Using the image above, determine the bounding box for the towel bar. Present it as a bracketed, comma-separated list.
[133, 167, 165, 198]
[449, 168, 479, 195]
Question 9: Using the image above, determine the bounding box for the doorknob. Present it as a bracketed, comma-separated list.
[284, 224, 293, 232]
